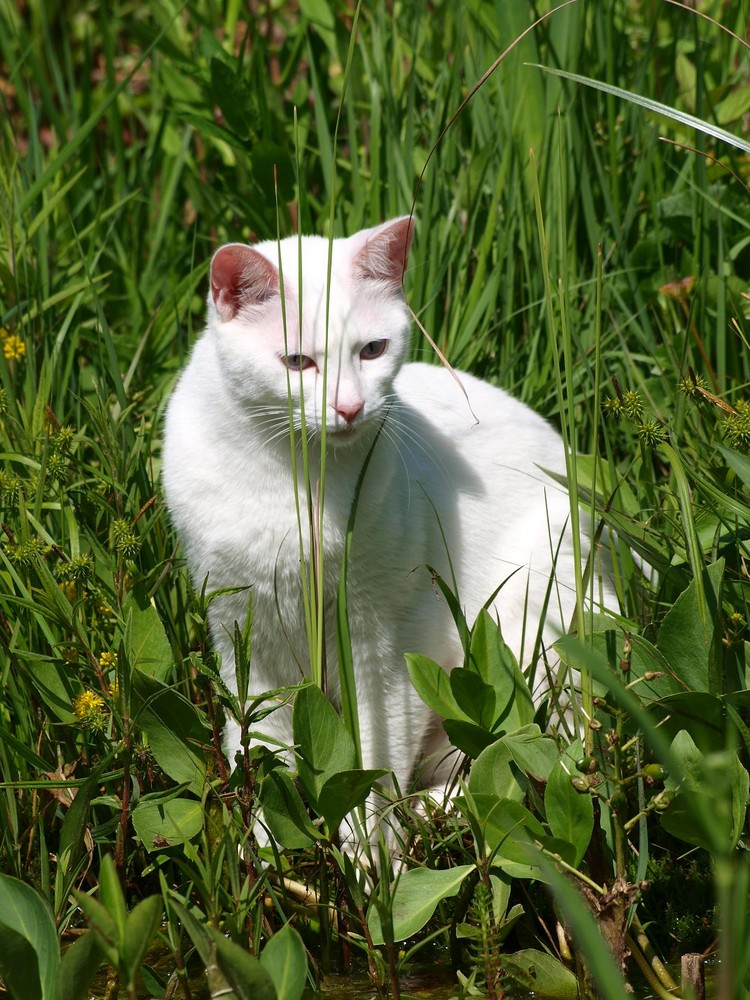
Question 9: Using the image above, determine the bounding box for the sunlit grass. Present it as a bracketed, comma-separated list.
[0, 0, 749, 996]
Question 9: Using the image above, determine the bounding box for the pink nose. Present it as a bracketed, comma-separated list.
[334, 401, 363, 424]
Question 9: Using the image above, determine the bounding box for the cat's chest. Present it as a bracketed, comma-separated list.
[195, 449, 353, 586]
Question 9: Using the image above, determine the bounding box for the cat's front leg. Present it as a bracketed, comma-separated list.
[339, 669, 432, 859]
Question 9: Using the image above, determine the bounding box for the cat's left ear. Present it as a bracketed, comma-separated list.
[210, 243, 279, 322]
[350, 216, 414, 290]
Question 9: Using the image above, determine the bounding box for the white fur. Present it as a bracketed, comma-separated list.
[163, 219, 615, 812]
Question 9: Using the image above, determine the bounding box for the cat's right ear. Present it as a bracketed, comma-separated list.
[210, 244, 279, 321]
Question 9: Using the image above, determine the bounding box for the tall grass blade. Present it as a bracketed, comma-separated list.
[531, 65, 750, 154]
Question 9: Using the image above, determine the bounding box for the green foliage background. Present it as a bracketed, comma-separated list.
[1, 0, 749, 997]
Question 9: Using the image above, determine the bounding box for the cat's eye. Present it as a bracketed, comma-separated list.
[360, 339, 388, 361]
[284, 354, 316, 371]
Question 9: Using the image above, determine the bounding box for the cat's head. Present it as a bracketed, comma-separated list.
[207, 217, 414, 447]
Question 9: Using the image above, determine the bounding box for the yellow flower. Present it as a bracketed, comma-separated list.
[3, 335, 26, 361]
[99, 651, 116, 669]
[72, 689, 107, 730]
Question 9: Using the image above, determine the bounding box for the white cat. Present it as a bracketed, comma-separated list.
[163, 217, 614, 825]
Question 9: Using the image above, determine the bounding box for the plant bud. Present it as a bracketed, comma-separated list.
[575, 756, 597, 774]
[643, 763, 667, 782]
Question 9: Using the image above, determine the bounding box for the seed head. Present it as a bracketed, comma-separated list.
[9, 536, 45, 566]
[724, 400, 750, 451]
[637, 419, 664, 448]
[621, 390, 643, 421]
[47, 453, 69, 482]
[112, 519, 141, 559]
[602, 396, 622, 421]
[679, 372, 707, 401]
[0, 471, 19, 504]
[52, 426, 75, 455]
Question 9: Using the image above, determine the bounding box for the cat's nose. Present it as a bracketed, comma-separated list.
[334, 401, 363, 424]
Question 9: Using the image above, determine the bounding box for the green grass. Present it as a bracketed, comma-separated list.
[1, 1, 749, 997]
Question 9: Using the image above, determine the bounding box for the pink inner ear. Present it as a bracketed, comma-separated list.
[210, 244, 279, 321]
[353, 217, 414, 288]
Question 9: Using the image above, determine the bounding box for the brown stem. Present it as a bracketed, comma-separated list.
[386, 936, 401, 1000]
[480, 859, 503, 1000]
[203, 677, 228, 785]
[353, 899, 389, 1000]
[679, 300, 719, 392]
[239, 742, 257, 895]
[115, 719, 131, 880]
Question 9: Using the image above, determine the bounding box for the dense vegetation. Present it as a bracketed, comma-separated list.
[0, 1, 749, 998]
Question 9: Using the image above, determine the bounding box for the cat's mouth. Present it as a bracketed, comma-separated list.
[326, 423, 364, 445]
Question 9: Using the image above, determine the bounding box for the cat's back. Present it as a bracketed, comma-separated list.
[394, 361, 564, 467]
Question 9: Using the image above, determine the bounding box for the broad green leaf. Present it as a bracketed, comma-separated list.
[443, 719, 498, 758]
[317, 769, 388, 834]
[502, 949, 578, 998]
[293, 686, 355, 808]
[0, 925, 44, 1000]
[469, 611, 534, 732]
[299, 0, 338, 59]
[132, 672, 208, 793]
[469, 740, 525, 802]
[406, 653, 470, 722]
[74, 893, 119, 968]
[210, 931, 277, 1000]
[299, 0, 335, 29]
[545, 743, 593, 868]
[132, 797, 203, 851]
[259, 770, 320, 848]
[499, 903, 526, 943]
[719, 446, 750, 485]
[0, 875, 59, 1000]
[661, 730, 749, 855]
[166, 899, 213, 968]
[581, 629, 674, 702]
[122, 897, 163, 993]
[491, 858, 547, 882]
[124, 587, 173, 682]
[450, 668, 496, 727]
[646, 692, 727, 753]
[368, 865, 474, 945]
[98, 855, 127, 946]
[657, 559, 724, 695]
[56, 931, 104, 1000]
[259, 925, 307, 1000]
[477, 797, 547, 863]
[503, 725, 559, 781]
[56, 773, 96, 886]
